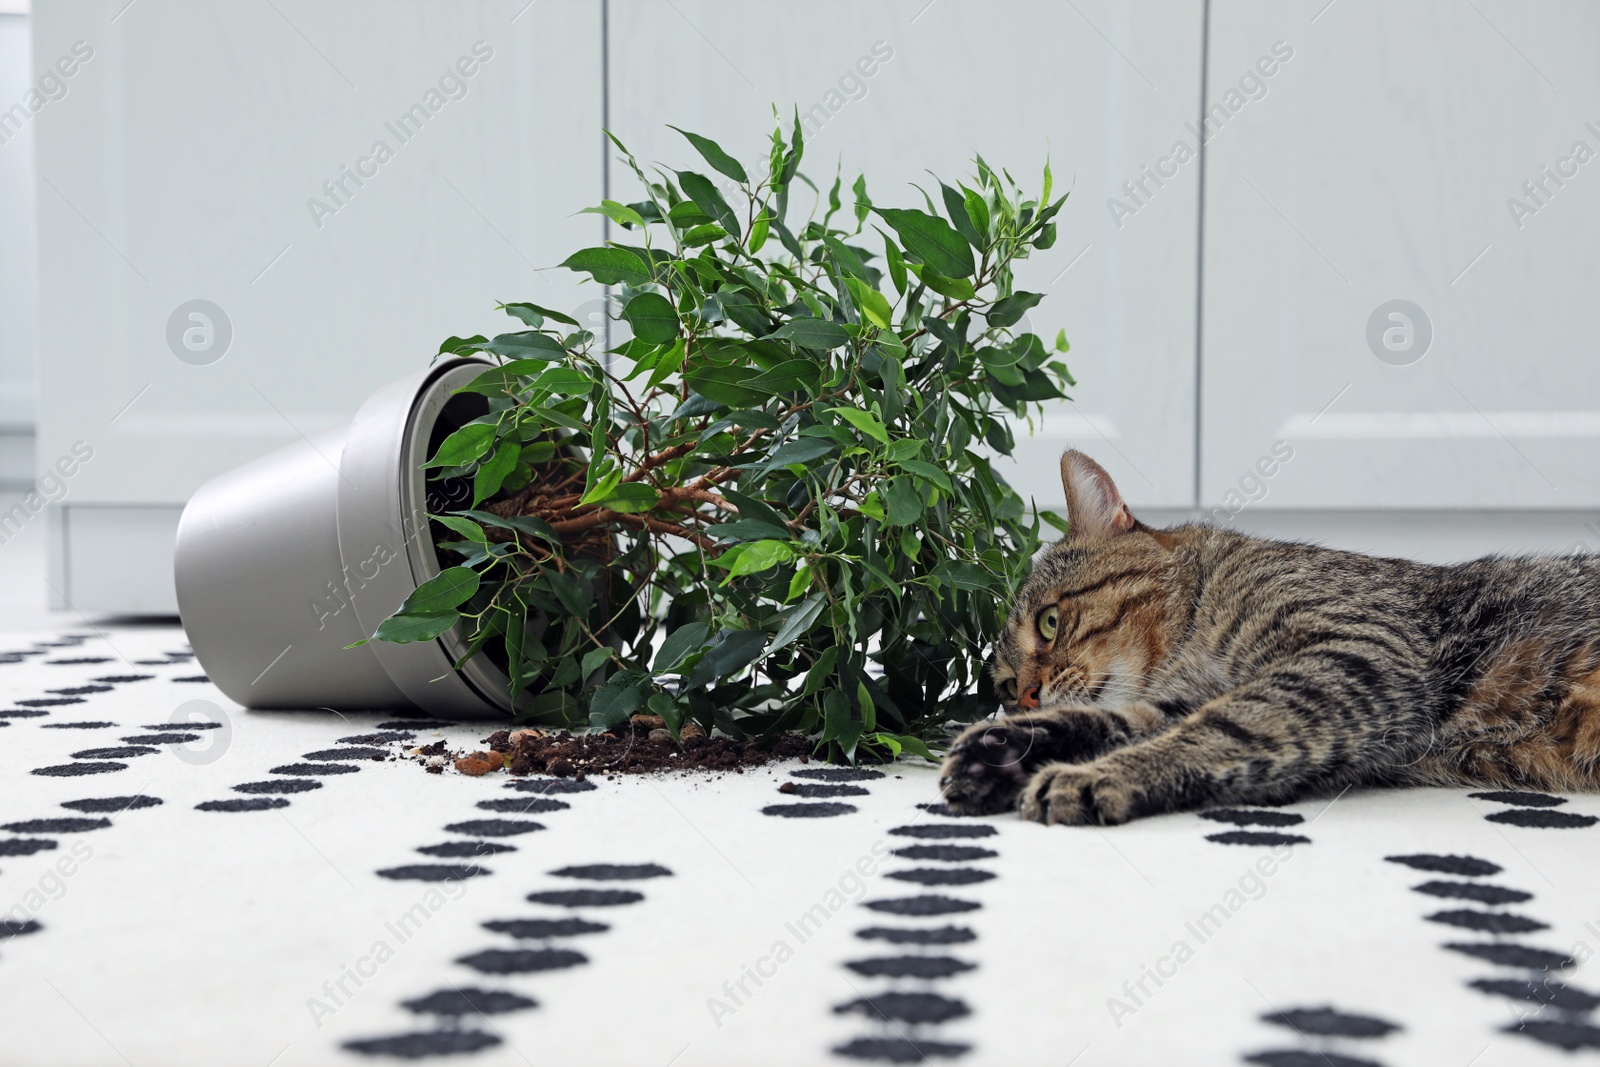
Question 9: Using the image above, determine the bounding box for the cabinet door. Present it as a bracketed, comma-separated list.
[33, 0, 604, 506]
[1202, 0, 1600, 508]
[609, 0, 1203, 508]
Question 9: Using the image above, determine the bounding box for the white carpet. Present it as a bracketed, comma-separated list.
[3, 624, 1599, 1066]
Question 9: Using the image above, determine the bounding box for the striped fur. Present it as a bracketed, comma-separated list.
[940, 450, 1600, 825]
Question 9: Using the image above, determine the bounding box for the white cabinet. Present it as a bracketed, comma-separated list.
[607, 0, 1204, 511]
[1201, 0, 1600, 511]
[36, 0, 1600, 612]
[32, 0, 603, 611]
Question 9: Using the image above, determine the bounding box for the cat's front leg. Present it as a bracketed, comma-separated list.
[1019, 654, 1428, 825]
[1020, 760, 1148, 825]
[940, 705, 1157, 815]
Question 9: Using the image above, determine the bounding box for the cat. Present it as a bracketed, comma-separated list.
[939, 449, 1600, 825]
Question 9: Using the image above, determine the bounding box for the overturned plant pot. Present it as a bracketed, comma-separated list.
[175, 359, 513, 719]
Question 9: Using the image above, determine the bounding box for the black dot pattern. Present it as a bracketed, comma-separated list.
[401, 988, 536, 1016]
[270, 763, 359, 776]
[375, 865, 490, 883]
[856, 925, 976, 946]
[1386, 854, 1501, 877]
[2, 818, 110, 833]
[763, 802, 857, 818]
[456, 947, 588, 974]
[1206, 830, 1311, 847]
[1412, 880, 1531, 905]
[197, 798, 289, 813]
[33, 762, 126, 776]
[835, 809, 994, 1061]
[60, 795, 161, 813]
[417, 841, 515, 858]
[234, 780, 322, 795]
[443, 819, 545, 838]
[791, 767, 885, 782]
[1486, 809, 1598, 829]
[482, 918, 609, 939]
[504, 778, 598, 794]
[1469, 790, 1566, 808]
[788, 782, 871, 798]
[350, 769, 682, 1057]
[475, 797, 571, 815]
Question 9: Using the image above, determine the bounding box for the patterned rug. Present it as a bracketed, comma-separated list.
[3, 625, 1598, 1065]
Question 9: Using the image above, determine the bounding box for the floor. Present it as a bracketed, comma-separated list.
[3, 616, 1600, 1066]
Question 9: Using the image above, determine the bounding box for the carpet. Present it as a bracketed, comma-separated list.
[3, 625, 1598, 1065]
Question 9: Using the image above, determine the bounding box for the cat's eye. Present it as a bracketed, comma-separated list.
[999, 677, 1018, 700]
[1037, 606, 1059, 641]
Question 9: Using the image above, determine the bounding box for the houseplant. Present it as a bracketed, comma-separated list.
[373, 115, 1074, 761]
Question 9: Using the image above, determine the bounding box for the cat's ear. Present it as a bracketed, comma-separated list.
[1059, 450, 1136, 540]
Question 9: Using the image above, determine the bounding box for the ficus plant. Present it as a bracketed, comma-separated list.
[371, 113, 1075, 763]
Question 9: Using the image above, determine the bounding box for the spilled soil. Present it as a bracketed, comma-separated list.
[436, 718, 814, 779]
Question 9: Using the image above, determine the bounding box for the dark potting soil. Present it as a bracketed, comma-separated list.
[480, 722, 812, 778]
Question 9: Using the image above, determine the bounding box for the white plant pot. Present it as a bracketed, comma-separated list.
[175, 359, 511, 719]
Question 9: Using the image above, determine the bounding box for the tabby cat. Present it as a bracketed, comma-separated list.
[940, 450, 1600, 825]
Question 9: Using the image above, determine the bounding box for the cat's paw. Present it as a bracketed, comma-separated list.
[939, 718, 1053, 815]
[1019, 762, 1138, 826]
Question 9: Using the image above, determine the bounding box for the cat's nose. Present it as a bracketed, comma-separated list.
[1018, 684, 1041, 709]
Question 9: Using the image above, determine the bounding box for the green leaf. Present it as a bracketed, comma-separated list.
[621, 292, 678, 344]
[786, 562, 814, 602]
[399, 566, 481, 614]
[988, 291, 1043, 329]
[668, 126, 749, 184]
[591, 481, 660, 514]
[578, 467, 623, 506]
[856, 679, 876, 732]
[473, 439, 520, 504]
[580, 645, 613, 679]
[530, 366, 594, 395]
[543, 569, 591, 617]
[562, 247, 653, 286]
[845, 277, 893, 329]
[745, 358, 822, 395]
[829, 407, 889, 445]
[932, 560, 995, 591]
[579, 199, 647, 229]
[590, 672, 648, 728]
[425, 423, 497, 468]
[373, 611, 459, 644]
[873, 207, 975, 278]
[676, 170, 742, 238]
[748, 210, 770, 253]
[770, 593, 826, 654]
[500, 301, 580, 327]
[768, 318, 850, 351]
[456, 509, 558, 545]
[474, 330, 567, 360]
[914, 269, 976, 301]
[1040, 509, 1071, 534]
[881, 233, 908, 295]
[883, 477, 923, 526]
[655, 621, 709, 672]
[700, 629, 768, 682]
[852, 174, 871, 228]
[432, 514, 488, 543]
[713, 539, 794, 582]
[963, 186, 991, 244]
[940, 182, 983, 249]
[708, 518, 792, 542]
[439, 334, 488, 355]
[899, 458, 954, 492]
[760, 438, 836, 470]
